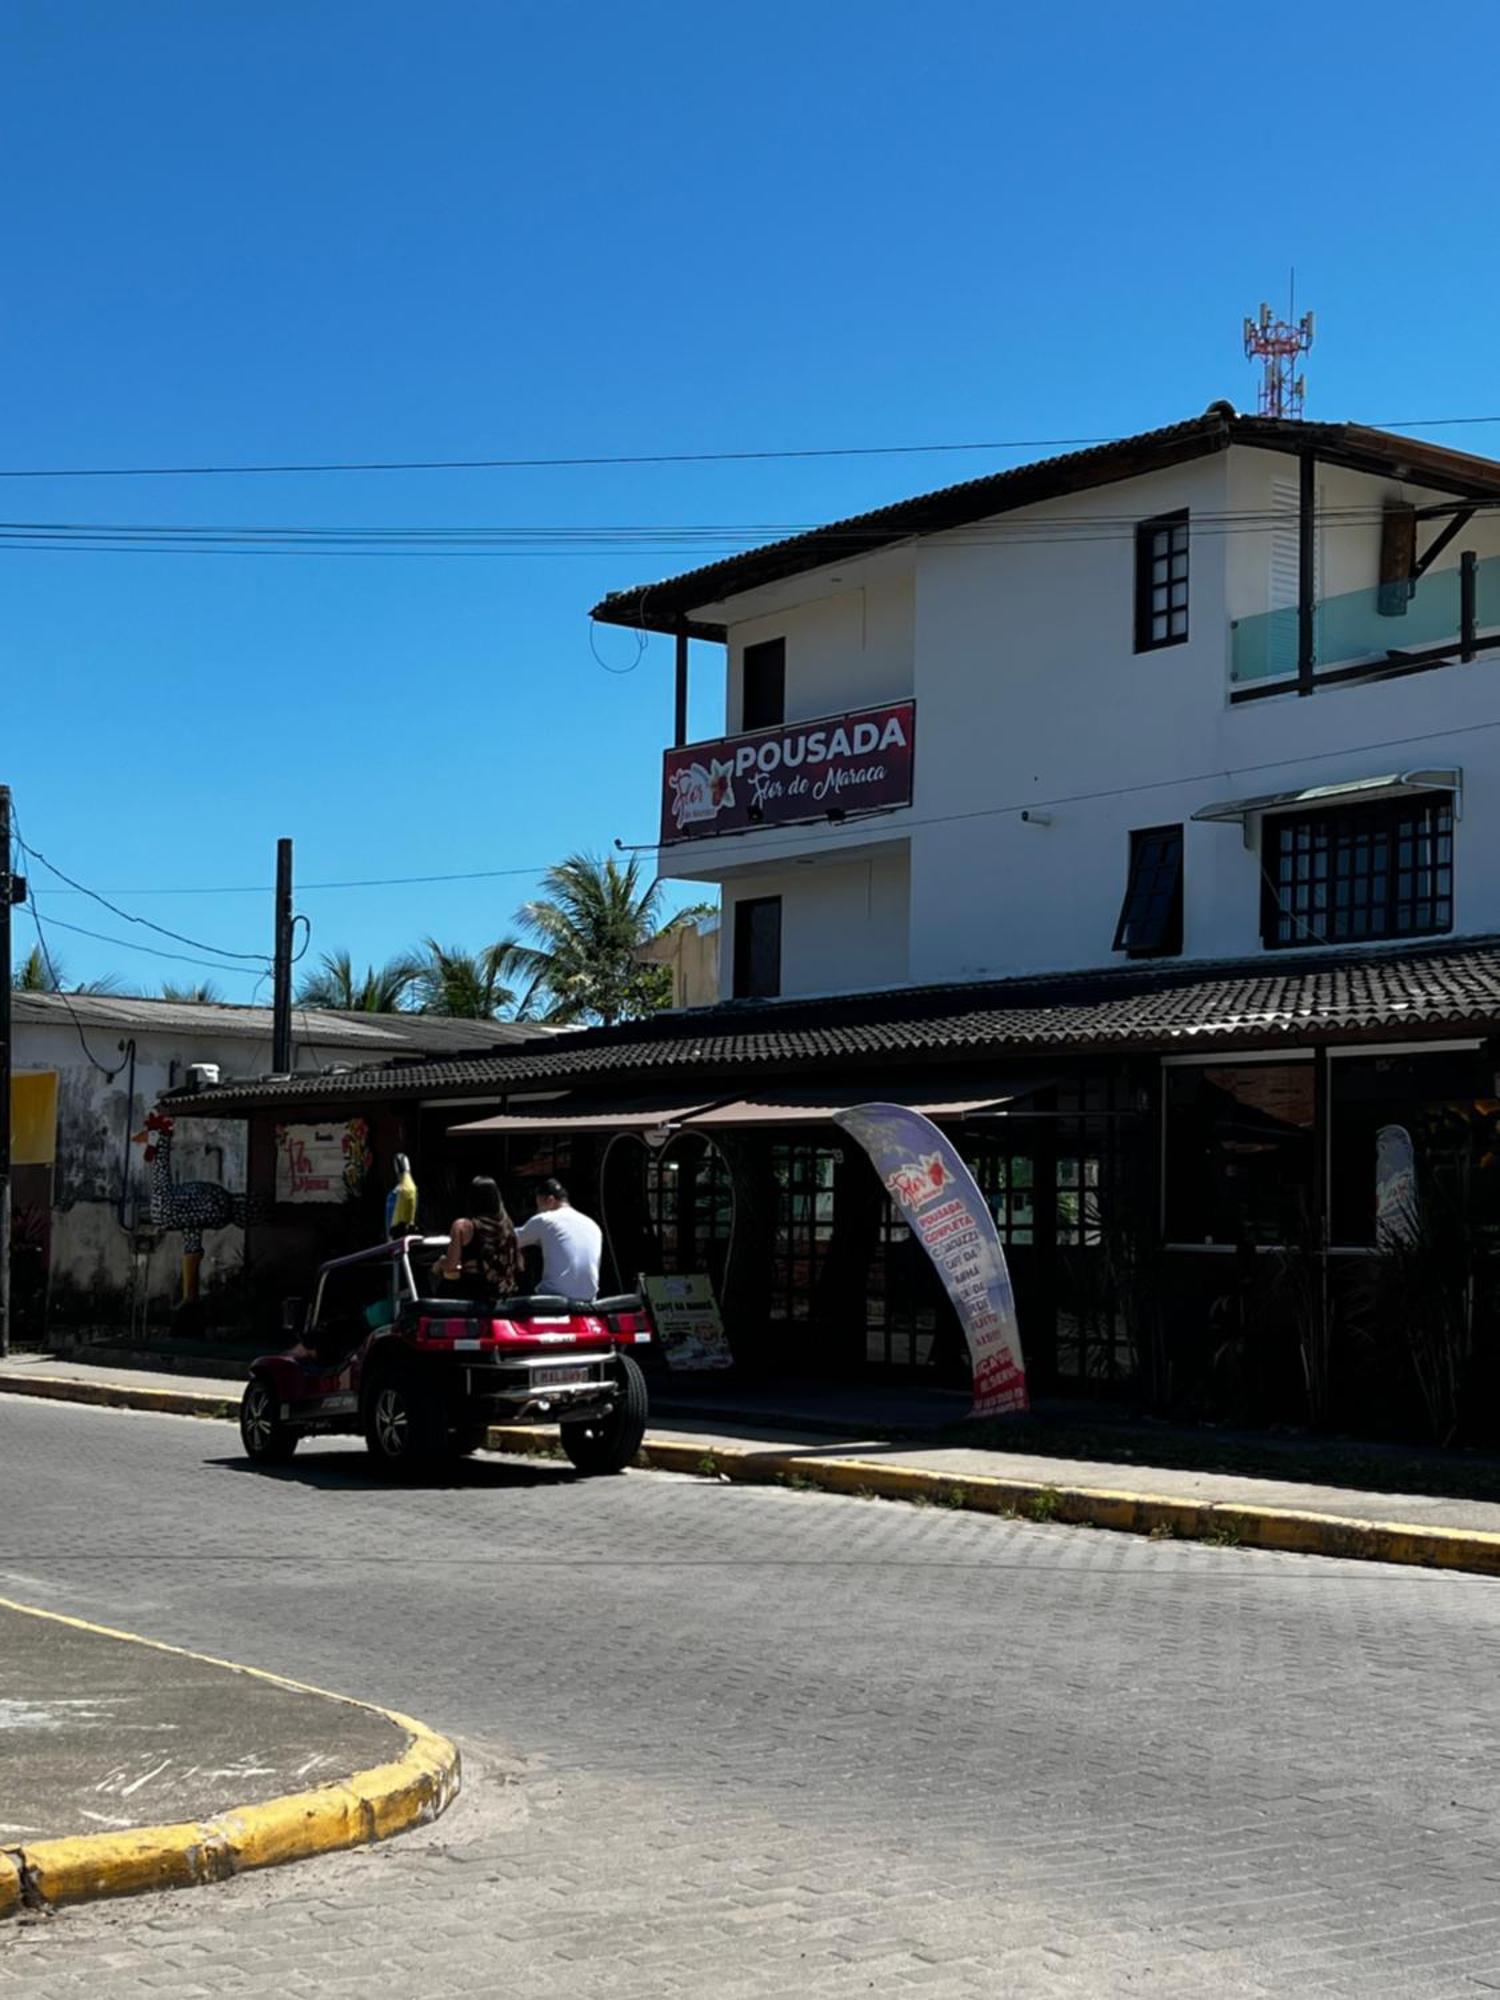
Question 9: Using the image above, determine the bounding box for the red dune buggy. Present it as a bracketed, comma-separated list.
[239, 1236, 652, 1477]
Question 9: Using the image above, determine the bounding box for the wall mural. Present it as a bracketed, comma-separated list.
[133, 1109, 252, 1308]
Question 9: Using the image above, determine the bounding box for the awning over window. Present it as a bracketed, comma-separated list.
[449, 1093, 721, 1137]
[684, 1082, 1049, 1128]
[450, 1081, 1054, 1138]
[1191, 768, 1461, 826]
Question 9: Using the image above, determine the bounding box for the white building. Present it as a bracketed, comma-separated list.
[595, 407, 1500, 1001]
[11, 994, 539, 1334]
[163, 413, 1500, 1431]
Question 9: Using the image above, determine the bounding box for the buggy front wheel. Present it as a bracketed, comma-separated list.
[240, 1379, 298, 1466]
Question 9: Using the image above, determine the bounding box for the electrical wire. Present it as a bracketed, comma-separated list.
[615, 709, 1500, 862]
[43, 862, 570, 897]
[19, 910, 270, 981]
[26, 700, 1500, 908]
[19, 838, 272, 962]
[9, 804, 137, 1076]
[0, 413, 1499, 482]
[0, 497, 1494, 562]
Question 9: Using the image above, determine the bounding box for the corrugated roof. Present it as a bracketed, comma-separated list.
[161, 936, 1500, 1116]
[13, 990, 548, 1054]
[590, 411, 1500, 637]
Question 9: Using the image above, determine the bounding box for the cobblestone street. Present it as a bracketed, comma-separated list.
[5, 1395, 1500, 1997]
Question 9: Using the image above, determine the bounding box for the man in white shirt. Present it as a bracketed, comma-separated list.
[515, 1179, 603, 1302]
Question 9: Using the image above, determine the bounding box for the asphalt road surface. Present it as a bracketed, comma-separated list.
[3, 1395, 1500, 1999]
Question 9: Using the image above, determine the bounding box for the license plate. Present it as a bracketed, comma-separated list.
[534, 1365, 590, 1389]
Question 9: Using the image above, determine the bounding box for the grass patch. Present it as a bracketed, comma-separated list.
[1199, 1521, 1244, 1548]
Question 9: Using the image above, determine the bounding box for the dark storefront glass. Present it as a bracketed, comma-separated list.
[1329, 1051, 1494, 1246]
[1164, 1063, 1316, 1245]
[769, 1142, 839, 1323]
[643, 1136, 734, 1292]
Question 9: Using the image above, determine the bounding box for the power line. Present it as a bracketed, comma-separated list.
[8, 802, 137, 1075]
[40, 861, 562, 897]
[31, 697, 1500, 905]
[0, 499, 1494, 562]
[19, 910, 269, 980]
[0, 414, 1499, 481]
[20, 839, 272, 962]
[617, 708, 1500, 862]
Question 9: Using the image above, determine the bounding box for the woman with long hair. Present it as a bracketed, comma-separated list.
[436, 1176, 521, 1300]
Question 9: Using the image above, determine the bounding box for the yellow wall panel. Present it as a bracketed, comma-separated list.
[11, 1072, 58, 1167]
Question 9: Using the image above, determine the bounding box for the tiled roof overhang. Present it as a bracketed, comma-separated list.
[590, 413, 1500, 639]
[161, 937, 1500, 1119]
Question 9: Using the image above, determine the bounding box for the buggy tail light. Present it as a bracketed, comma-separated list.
[611, 1311, 642, 1336]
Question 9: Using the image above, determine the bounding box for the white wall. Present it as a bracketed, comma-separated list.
[669, 441, 1500, 992]
[726, 566, 914, 731]
[722, 846, 910, 999]
[14, 1016, 403, 1324]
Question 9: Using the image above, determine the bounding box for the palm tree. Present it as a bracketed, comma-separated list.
[409, 940, 516, 1020]
[296, 950, 418, 1013]
[505, 853, 667, 1025]
[160, 980, 223, 1004]
[12, 944, 121, 995]
[13, 945, 54, 991]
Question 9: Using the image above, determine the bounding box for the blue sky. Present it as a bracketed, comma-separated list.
[5, 0, 1497, 999]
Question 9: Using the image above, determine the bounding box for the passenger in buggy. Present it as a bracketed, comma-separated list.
[435, 1176, 522, 1301]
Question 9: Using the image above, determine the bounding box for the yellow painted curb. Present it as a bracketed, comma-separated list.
[484, 1422, 1500, 1579]
[0, 1597, 460, 1916]
[0, 1373, 230, 1420]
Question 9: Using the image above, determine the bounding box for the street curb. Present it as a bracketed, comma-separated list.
[489, 1426, 1500, 1579]
[0, 1373, 232, 1420]
[0, 1596, 461, 1916]
[7, 1368, 1500, 1580]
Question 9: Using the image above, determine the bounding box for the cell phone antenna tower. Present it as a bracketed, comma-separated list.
[1243, 280, 1315, 419]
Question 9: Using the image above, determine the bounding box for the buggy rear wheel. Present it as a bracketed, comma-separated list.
[240, 1379, 298, 1466]
[560, 1354, 648, 1475]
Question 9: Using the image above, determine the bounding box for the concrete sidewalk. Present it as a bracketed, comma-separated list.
[0, 1596, 459, 1913]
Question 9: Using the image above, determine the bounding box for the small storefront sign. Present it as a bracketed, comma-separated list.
[641, 1272, 734, 1371]
[275, 1119, 372, 1204]
[834, 1103, 1028, 1418]
[661, 700, 915, 844]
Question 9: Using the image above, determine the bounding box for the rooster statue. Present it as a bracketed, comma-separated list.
[132, 1109, 251, 1308]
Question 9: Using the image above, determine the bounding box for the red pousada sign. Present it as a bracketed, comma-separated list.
[661, 700, 916, 845]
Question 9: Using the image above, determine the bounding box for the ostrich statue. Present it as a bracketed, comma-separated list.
[132, 1110, 249, 1309]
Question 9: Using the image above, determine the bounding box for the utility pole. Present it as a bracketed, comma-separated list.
[0, 786, 17, 1358]
[272, 837, 294, 1075]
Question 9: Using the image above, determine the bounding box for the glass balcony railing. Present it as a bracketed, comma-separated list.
[1230, 554, 1500, 689]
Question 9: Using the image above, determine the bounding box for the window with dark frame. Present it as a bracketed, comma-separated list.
[1113, 824, 1184, 958]
[1134, 510, 1190, 651]
[1260, 792, 1454, 950]
[741, 637, 785, 731]
[732, 894, 782, 998]
[769, 1142, 838, 1324]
